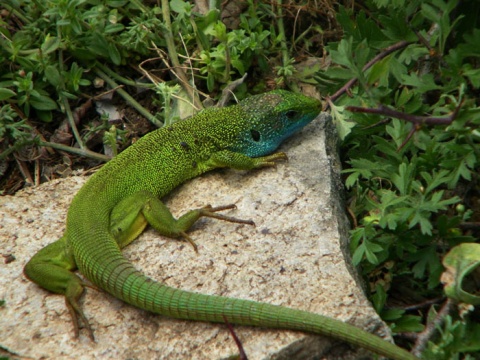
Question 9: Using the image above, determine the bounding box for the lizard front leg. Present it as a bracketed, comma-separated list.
[110, 191, 254, 252]
[108, 149, 284, 251]
[204, 150, 288, 170]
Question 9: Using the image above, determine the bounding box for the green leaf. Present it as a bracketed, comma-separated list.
[41, 36, 61, 54]
[329, 37, 354, 69]
[0, 88, 16, 100]
[345, 171, 360, 189]
[381, 308, 405, 322]
[391, 315, 424, 333]
[231, 59, 245, 75]
[170, 0, 191, 15]
[371, 284, 387, 313]
[410, 246, 442, 286]
[29, 94, 57, 111]
[104, 23, 125, 34]
[36, 109, 53, 123]
[401, 73, 441, 92]
[415, 214, 433, 235]
[422, 170, 451, 195]
[88, 33, 110, 58]
[391, 162, 416, 196]
[108, 43, 121, 65]
[367, 54, 392, 87]
[106, 0, 129, 7]
[45, 65, 63, 88]
[442, 243, 480, 305]
[207, 72, 215, 93]
[352, 244, 366, 266]
[331, 103, 356, 140]
[421, 3, 440, 23]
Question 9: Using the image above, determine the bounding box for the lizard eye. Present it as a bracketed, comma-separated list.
[285, 110, 298, 120]
[250, 129, 260, 142]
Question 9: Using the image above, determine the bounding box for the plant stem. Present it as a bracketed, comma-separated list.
[94, 66, 162, 127]
[39, 141, 111, 162]
[57, 24, 85, 149]
[96, 63, 154, 89]
[160, 0, 201, 110]
[276, 0, 290, 70]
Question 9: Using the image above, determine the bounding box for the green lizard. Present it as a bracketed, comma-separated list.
[24, 90, 417, 360]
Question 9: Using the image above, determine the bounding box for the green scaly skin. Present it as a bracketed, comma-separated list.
[24, 90, 417, 360]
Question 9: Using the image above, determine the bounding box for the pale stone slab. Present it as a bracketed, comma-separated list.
[0, 114, 390, 359]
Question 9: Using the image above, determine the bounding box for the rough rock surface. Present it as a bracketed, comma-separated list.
[0, 113, 389, 359]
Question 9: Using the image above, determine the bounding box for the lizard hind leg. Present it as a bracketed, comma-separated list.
[23, 237, 94, 340]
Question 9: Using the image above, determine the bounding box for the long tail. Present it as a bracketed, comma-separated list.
[78, 243, 417, 360]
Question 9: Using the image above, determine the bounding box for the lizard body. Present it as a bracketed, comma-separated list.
[24, 90, 416, 360]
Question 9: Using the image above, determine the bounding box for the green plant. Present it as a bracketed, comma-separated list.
[316, 0, 480, 357]
[0, 104, 32, 147]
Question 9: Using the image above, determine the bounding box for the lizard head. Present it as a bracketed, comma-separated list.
[232, 90, 322, 158]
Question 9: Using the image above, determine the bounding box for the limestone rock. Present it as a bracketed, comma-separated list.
[0, 113, 389, 359]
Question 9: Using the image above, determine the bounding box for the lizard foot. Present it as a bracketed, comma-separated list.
[178, 205, 255, 253]
[199, 205, 255, 226]
[66, 280, 95, 341]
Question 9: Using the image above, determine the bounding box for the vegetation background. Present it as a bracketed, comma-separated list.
[1, 0, 479, 358]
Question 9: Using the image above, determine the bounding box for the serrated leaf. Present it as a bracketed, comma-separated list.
[391, 162, 415, 196]
[352, 244, 365, 266]
[381, 308, 405, 321]
[331, 103, 355, 140]
[401, 73, 441, 92]
[371, 284, 387, 313]
[391, 315, 424, 333]
[345, 172, 360, 189]
[421, 3, 440, 23]
[365, 244, 380, 264]
[329, 37, 354, 69]
[422, 170, 451, 195]
[367, 54, 392, 86]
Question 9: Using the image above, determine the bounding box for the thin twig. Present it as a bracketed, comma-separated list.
[160, 0, 201, 109]
[397, 126, 418, 152]
[459, 222, 480, 230]
[223, 316, 248, 360]
[411, 299, 454, 357]
[143, 47, 203, 112]
[346, 103, 461, 126]
[57, 26, 85, 149]
[325, 40, 412, 110]
[386, 297, 445, 312]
